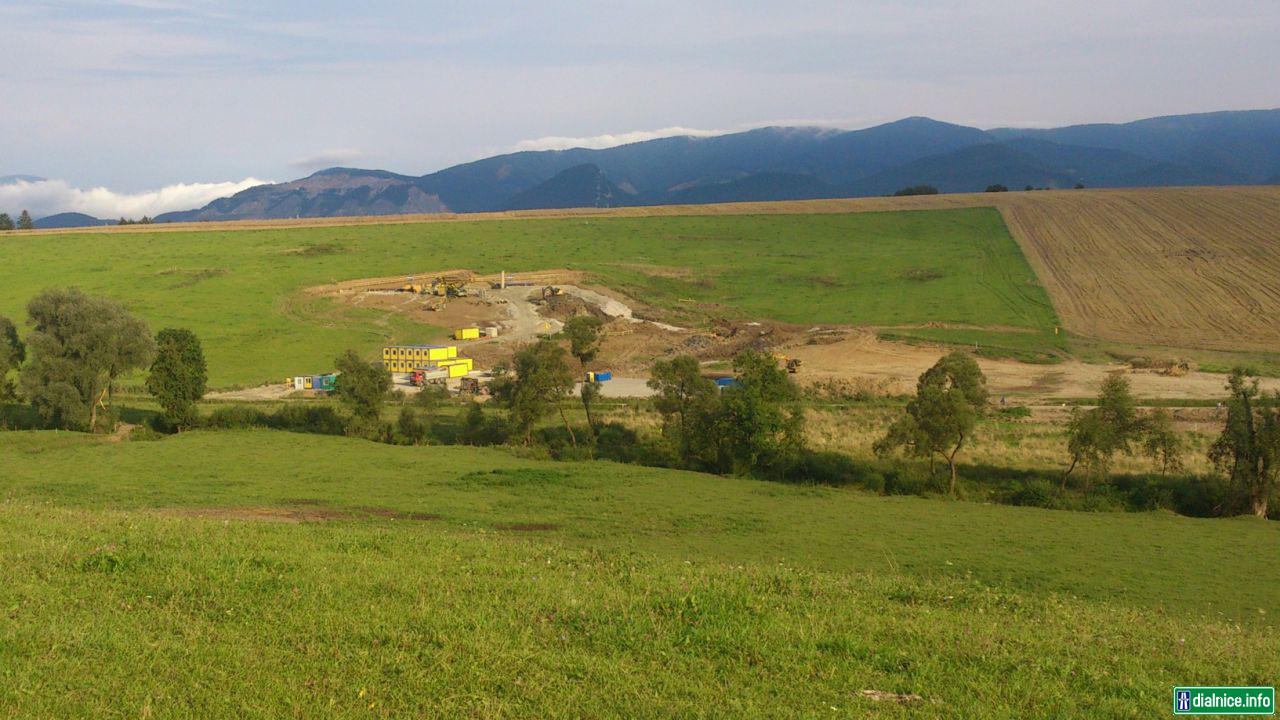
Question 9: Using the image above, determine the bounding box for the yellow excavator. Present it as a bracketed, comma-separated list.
[774, 353, 801, 374]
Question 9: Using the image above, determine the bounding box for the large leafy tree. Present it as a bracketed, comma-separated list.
[0, 316, 25, 400]
[503, 338, 576, 446]
[146, 328, 208, 429]
[20, 288, 155, 431]
[711, 350, 804, 475]
[334, 350, 391, 424]
[563, 315, 604, 434]
[1062, 373, 1142, 490]
[1208, 369, 1280, 518]
[648, 355, 718, 466]
[876, 351, 988, 495]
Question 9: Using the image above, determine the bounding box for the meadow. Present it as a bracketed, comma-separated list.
[0, 208, 1062, 387]
[0, 429, 1276, 717]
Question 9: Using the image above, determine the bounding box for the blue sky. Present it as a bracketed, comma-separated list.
[2, 0, 1278, 215]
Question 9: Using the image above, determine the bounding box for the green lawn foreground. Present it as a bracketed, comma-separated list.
[0, 209, 1064, 387]
[0, 430, 1276, 717]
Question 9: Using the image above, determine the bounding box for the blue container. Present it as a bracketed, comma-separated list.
[595, 371, 612, 382]
[714, 377, 739, 388]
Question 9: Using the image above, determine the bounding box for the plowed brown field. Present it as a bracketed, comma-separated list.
[997, 186, 1280, 352]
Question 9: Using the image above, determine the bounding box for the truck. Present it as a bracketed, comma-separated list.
[409, 368, 448, 387]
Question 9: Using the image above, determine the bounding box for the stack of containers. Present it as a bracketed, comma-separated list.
[382, 345, 458, 373]
[435, 357, 474, 378]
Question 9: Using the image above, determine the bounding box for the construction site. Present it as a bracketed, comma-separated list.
[285, 266, 821, 398]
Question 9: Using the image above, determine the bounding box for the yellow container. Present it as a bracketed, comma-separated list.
[455, 328, 480, 341]
[304, 377, 314, 389]
[382, 348, 392, 359]
[448, 346, 458, 359]
[447, 363, 469, 378]
[426, 346, 452, 362]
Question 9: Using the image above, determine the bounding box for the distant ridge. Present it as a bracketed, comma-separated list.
[134, 108, 1280, 221]
[33, 212, 115, 229]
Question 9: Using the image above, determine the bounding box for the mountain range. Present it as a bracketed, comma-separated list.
[11, 109, 1280, 226]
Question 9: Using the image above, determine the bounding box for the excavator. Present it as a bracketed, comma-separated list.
[774, 354, 802, 374]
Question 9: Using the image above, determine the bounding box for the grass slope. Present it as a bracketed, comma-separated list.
[0, 209, 1062, 386]
[2, 430, 1274, 621]
[0, 430, 1276, 718]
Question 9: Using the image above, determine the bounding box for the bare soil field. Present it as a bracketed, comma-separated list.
[996, 186, 1280, 353]
[782, 329, 1280, 399]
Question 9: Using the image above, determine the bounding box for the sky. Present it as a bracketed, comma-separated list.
[2, 0, 1279, 217]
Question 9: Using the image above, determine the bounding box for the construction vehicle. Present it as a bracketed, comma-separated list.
[774, 353, 801, 374]
[409, 368, 447, 387]
[541, 285, 564, 300]
[458, 377, 485, 395]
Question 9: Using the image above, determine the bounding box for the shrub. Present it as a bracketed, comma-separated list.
[458, 402, 508, 446]
[269, 404, 345, 435]
[883, 465, 937, 497]
[1006, 479, 1058, 508]
[204, 405, 270, 429]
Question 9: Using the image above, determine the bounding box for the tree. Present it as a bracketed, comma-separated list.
[1208, 369, 1280, 517]
[145, 328, 207, 429]
[1062, 373, 1140, 490]
[0, 213, 13, 231]
[16, 210, 34, 230]
[876, 351, 988, 495]
[711, 350, 804, 475]
[985, 184, 1008, 193]
[0, 315, 25, 400]
[395, 406, 427, 445]
[893, 185, 939, 197]
[20, 288, 155, 431]
[563, 315, 604, 434]
[1141, 407, 1184, 476]
[648, 355, 718, 466]
[505, 339, 576, 445]
[333, 350, 391, 425]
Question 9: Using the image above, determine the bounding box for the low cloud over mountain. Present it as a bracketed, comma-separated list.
[0, 177, 270, 219]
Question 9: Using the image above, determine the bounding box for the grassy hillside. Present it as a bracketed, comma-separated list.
[0, 429, 1275, 717]
[2, 430, 1275, 620]
[0, 208, 1062, 386]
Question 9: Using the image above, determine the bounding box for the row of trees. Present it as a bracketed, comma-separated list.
[0, 288, 207, 432]
[3, 290, 1275, 517]
[0, 211, 35, 231]
[866, 351, 1277, 517]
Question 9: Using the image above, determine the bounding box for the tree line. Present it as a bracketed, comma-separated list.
[0, 211, 35, 231]
[1, 292, 1276, 518]
[1, 288, 206, 432]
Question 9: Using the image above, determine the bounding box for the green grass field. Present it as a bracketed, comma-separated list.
[0, 209, 1063, 386]
[1, 430, 1275, 717]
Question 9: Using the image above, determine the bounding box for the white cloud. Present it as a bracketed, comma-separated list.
[505, 118, 869, 154]
[510, 126, 726, 152]
[288, 148, 366, 171]
[0, 177, 270, 219]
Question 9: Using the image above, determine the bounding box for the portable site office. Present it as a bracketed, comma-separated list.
[382, 345, 458, 371]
